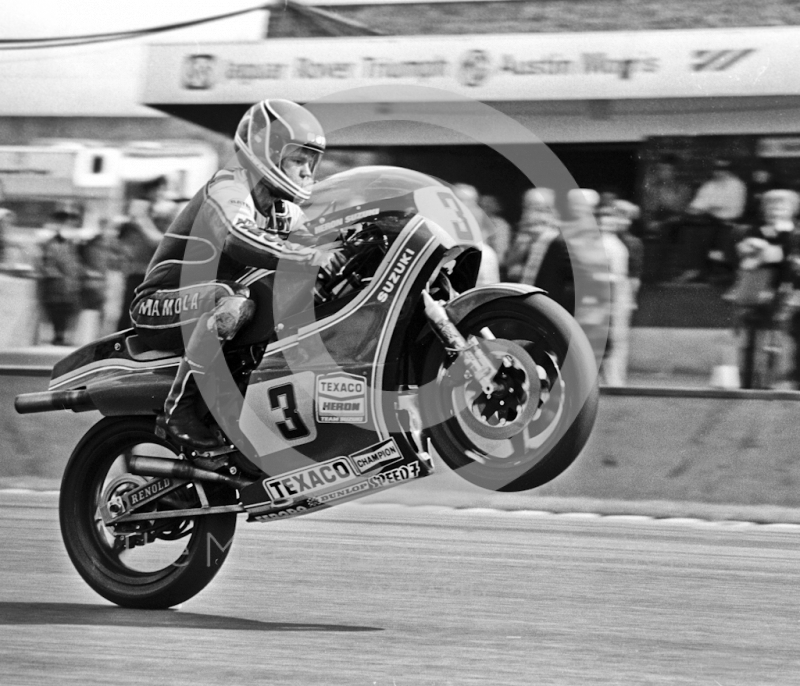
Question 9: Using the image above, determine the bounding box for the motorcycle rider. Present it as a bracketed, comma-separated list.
[130, 99, 344, 451]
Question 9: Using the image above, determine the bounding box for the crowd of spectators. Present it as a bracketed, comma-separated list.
[638, 153, 800, 387]
[5, 157, 800, 389]
[456, 181, 643, 386]
[0, 175, 181, 346]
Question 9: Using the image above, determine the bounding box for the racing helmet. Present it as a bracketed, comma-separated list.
[234, 99, 326, 202]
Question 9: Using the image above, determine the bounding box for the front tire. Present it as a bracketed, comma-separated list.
[420, 294, 599, 492]
[60, 417, 238, 609]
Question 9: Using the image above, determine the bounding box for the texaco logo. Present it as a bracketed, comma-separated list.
[458, 49, 492, 87]
[182, 54, 217, 90]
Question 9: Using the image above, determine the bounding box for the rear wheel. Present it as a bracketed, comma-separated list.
[420, 294, 599, 492]
[60, 417, 238, 609]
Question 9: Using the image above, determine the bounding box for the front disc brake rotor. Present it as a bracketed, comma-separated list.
[451, 339, 540, 441]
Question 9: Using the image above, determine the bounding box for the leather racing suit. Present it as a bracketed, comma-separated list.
[130, 165, 332, 450]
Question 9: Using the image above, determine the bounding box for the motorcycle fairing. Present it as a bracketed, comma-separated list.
[241, 437, 433, 521]
[36, 175, 488, 502]
[48, 330, 180, 392]
[235, 215, 449, 481]
[42, 180, 472, 406]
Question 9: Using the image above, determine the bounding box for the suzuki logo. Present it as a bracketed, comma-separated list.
[691, 49, 755, 72]
[377, 248, 416, 303]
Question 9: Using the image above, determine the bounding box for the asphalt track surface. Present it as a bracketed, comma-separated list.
[0, 491, 799, 686]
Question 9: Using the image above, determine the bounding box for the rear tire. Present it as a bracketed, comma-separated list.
[60, 417, 238, 609]
[420, 294, 599, 492]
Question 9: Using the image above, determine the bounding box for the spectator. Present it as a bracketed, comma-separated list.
[115, 177, 177, 331]
[724, 189, 799, 388]
[564, 187, 600, 232]
[640, 155, 692, 281]
[74, 220, 121, 341]
[143, 176, 179, 232]
[677, 158, 747, 283]
[742, 165, 780, 228]
[564, 188, 614, 359]
[508, 188, 574, 314]
[475, 232, 501, 286]
[452, 184, 500, 286]
[36, 205, 83, 345]
[477, 194, 512, 277]
[596, 199, 643, 385]
[613, 200, 645, 306]
[78, 230, 111, 313]
[0, 180, 12, 266]
[508, 187, 557, 279]
[758, 190, 800, 389]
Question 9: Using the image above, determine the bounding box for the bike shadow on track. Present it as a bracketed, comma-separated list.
[0, 602, 383, 632]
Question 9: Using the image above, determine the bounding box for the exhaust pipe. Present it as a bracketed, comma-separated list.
[14, 389, 96, 414]
[128, 455, 252, 489]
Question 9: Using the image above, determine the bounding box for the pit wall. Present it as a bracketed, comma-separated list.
[4, 366, 800, 509]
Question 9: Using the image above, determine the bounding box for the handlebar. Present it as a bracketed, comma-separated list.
[314, 224, 389, 303]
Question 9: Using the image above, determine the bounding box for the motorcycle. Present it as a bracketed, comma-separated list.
[15, 166, 599, 609]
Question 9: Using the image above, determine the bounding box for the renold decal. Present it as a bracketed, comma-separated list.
[128, 478, 173, 506]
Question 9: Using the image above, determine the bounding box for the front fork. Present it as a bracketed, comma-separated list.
[422, 290, 498, 394]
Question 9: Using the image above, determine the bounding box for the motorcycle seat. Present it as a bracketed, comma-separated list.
[125, 335, 182, 362]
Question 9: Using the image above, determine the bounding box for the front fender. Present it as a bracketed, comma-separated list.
[444, 283, 545, 324]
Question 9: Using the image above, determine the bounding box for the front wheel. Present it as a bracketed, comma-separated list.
[59, 417, 238, 609]
[420, 294, 599, 492]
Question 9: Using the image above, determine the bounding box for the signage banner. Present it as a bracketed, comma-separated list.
[143, 27, 800, 105]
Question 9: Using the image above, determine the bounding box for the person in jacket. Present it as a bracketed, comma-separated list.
[508, 187, 574, 314]
[0, 180, 12, 266]
[477, 193, 512, 276]
[453, 184, 500, 286]
[37, 205, 84, 345]
[596, 199, 642, 385]
[115, 177, 178, 331]
[130, 99, 343, 451]
[677, 158, 747, 283]
[725, 189, 799, 387]
[748, 190, 800, 387]
[640, 156, 692, 281]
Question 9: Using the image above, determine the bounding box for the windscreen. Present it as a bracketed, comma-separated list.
[302, 165, 446, 223]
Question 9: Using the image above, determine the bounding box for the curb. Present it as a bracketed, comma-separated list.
[3, 486, 800, 526]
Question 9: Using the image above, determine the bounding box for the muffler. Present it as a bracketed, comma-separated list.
[14, 389, 96, 414]
[128, 455, 252, 489]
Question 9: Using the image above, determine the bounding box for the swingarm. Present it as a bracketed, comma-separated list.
[99, 456, 250, 526]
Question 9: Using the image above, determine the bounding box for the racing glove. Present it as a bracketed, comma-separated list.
[312, 243, 348, 273]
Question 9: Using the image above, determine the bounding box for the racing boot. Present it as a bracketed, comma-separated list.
[162, 293, 255, 451]
[162, 311, 228, 451]
[162, 357, 222, 451]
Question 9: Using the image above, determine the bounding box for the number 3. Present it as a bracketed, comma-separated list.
[268, 383, 310, 440]
[437, 191, 475, 241]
